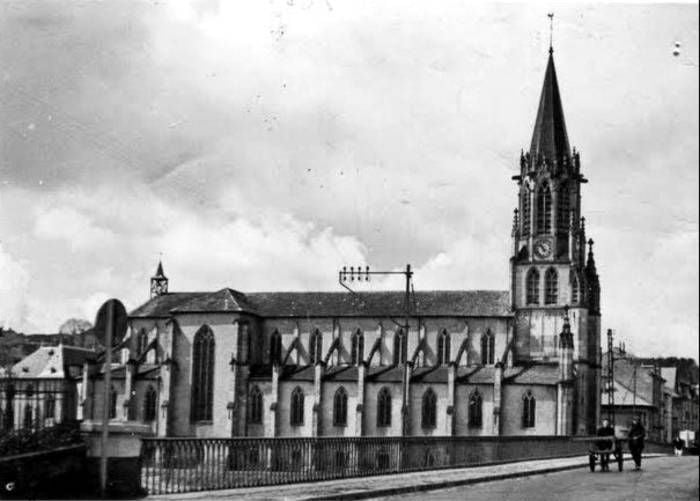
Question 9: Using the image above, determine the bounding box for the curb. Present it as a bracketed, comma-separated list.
[303, 454, 667, 501]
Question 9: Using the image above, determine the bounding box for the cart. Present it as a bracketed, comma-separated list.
[574, 436, 626, 472]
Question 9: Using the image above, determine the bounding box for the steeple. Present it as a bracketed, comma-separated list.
[530, 51, 571, 163]
[155, 260, 166, 279]
[150, 260, 168, 298]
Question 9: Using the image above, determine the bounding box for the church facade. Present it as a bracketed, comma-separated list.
[86, 48, 602, 438]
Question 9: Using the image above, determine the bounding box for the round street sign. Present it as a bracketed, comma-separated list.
[94, 299, 128, 348]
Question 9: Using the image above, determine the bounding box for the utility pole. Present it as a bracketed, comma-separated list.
[604, 329, 626, 428]
[339, 264, 415, 436]
[632, 363, 637, 418]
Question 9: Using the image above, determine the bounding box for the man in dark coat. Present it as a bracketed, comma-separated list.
[596, 418, 615, 471]
[672, 435, 684, 456]
[628, 416, 646, 470]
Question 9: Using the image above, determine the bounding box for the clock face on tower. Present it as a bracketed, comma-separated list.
[534, 239, 552, 259]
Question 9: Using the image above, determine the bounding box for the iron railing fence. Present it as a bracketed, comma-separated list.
[0, 379, 79, 433]
[140, 435, 589, 495]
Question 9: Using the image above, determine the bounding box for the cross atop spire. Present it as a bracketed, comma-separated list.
[548, 13, 554, 54]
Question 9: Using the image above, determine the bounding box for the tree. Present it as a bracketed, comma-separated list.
[58, 319, 92, 336]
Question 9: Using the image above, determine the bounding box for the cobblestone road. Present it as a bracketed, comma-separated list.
[376, 456, 699, 501]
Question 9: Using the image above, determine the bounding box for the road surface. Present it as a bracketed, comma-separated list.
[375, 456, 699, 501]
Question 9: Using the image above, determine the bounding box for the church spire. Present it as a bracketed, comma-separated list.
[150, 259, 168, 298]
[530, 49, 571, 163]
[155, 260, 166, 279]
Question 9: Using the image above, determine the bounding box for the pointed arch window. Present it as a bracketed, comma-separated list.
[309, 330, 323, 365]
[351, 330, 364, 366]
[393, 329, 407, 366]
[544, 268, 558, 305]
[480, 330, 495, 365]
[270, 330, 282, 365]
[333, 386, 348, 427]
[557, 182, 570, 232]
[571, 273, 581, 305]
[249, 385, 263, 424]
[536, 182, 552, 234]
[144, 385, 157, 422]
[109, 385, 118, 420]
[437, 330, 450, 366]
[522, 390, 536, 428]
[468, 390, 483, 428]
[137, 329, 149, 356]
[377, 387, 392, 427]
[522, 189, 531, 235]
[526, 268, 540, 305]
[191, 325, 215, 422]
[290, 386, 304, 426]
[421, 388, 437, 429]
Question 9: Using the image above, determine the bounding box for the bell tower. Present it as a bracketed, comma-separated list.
[150, 260, 169, 298]
[509, 39, 601, 434]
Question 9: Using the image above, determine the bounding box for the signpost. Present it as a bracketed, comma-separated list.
[93, 299, 127, 498]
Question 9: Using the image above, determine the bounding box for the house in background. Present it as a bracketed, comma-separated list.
[0, 343, 96, 430]
[661, 366, 699, 445]
[600, 352, 665, 441]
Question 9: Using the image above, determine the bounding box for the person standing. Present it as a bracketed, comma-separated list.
[672, 435, 684, 456]
[596, 418, 615, 471]
[628, 416, 646, 470]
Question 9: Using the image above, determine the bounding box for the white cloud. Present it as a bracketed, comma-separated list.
[0, 244, 30, 329]
[33, 206, 117, 251]
[0, 1, 697, 360]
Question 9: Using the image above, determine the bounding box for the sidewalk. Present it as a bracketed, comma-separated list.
[147, 453, 666, 501]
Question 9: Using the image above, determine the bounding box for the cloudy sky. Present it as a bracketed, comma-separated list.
[0, 1, 697, 358]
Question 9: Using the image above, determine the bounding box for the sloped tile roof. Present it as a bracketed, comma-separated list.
[366, 366, 404, 383]
[455, 366, 480, 381]
[11, 345, 97, 379]
[130, 289, 511, 319]
[504, 365, 559, 385]
[602, 379, 654, 408]
[129, 292, 207, 317]
[280, 365, 316, 382]
[460, 366, 496, 384]
[323, 366, 358, 382]
[172, 289, 257, 313]
[412, 366, 449, 383]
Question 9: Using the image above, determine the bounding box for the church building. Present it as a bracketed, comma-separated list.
[85, 46, 602, 438]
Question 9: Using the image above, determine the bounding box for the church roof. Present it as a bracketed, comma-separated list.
[530, 51, 571, 161]
[130, 289, 511, 319]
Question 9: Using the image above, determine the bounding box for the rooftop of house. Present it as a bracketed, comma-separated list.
[9, 344, 97, 379]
